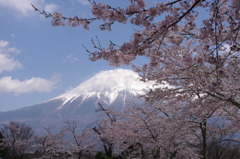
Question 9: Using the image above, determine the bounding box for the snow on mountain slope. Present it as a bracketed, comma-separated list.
[55, 69, 155, 109]
[0, 69, 156, 133]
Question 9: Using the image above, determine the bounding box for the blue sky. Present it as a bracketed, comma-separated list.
[0, 0, 136, 111]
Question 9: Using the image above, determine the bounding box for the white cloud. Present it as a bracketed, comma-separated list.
[0, 54, 22, 73]
[0, 40, 60, 95]
[0, 40, 20, 54]
[0, 0, 58, 16]
[0, 76, 59, 95]
[44, 3, 59, 13]
[64, 53, 81, 63]
[0, 0, 40, 16]
[78, 0, 90, 6]
[0, 40, 22, 73]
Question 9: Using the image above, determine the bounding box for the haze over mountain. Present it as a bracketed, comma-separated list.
[0, 69, 154, 132]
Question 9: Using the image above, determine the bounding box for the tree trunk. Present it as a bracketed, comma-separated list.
[78, 151, 82, 159]
[201, 121, 208, 159]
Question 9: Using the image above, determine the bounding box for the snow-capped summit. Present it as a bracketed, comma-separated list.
[55, 69, 154, 109]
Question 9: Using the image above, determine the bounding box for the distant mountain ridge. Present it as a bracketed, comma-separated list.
[0, 69, 154, 133]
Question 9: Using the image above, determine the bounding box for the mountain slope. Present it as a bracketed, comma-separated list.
[54, 69, 154, 108]
[0, 69, 154, 132]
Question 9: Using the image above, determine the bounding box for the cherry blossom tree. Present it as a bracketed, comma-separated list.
[0, 131, 9, 159]
[103, 104, 200, 159]
[34, 127, 71, 159]
[207, 127, 240, 158]
[95, 95, 240, 159]
[92, 103, 118, 158]
[0, 121, 35, 159]
[34, 0, 240, 158]
[94, 103, 199, 159]
[178, 95, 240, 159]
[64, 120, 95, 159]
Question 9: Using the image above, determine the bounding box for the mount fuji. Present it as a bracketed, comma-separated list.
[0, 69, 154, 132]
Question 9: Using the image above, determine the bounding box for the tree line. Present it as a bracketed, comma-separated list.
[0, 102, 240, 159]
